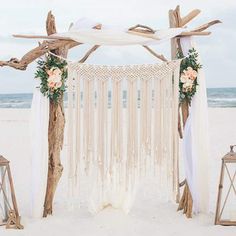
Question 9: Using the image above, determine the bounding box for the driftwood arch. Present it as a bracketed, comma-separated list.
[0, 6, 221, 218]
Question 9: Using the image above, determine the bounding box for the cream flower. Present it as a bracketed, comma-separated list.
[53, 68, 62, 77]
[182, 81, 193, 92]
[183, 67, 198, 80]
[180, 74, 188, 83]
[47, 67, 62, 84]
[50, 74, 61, 83]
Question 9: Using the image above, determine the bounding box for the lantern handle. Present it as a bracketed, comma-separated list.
[230, 145, 236, 153]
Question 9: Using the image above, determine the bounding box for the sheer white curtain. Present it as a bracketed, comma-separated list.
[180, 37, 210, 213]
[30, 86, 49, 218]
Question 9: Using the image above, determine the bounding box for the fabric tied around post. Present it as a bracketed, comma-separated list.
[180, 37, 210, 214]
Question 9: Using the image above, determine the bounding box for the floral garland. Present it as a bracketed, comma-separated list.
[178, 48, 202, 104]
[35, 54, 67, 102]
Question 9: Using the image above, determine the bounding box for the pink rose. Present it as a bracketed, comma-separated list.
[55, 81, 62, 89]
[48, 81, 56, 89]
[46, 69, 54, 77]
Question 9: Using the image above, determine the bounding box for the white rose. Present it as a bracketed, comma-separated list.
[180, 74, 188, 83]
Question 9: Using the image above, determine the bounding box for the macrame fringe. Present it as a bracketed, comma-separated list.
[67, 61, 181, 212]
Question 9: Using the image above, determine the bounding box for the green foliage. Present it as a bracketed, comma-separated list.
[35, 54, 67, 103]
[177, 48, 202, 104]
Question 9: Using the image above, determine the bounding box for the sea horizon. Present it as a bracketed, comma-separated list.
[0, 87, 235, 108]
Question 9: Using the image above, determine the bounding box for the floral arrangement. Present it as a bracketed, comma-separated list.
[178, 48, 202, 104]
[35, 54, 67, 102]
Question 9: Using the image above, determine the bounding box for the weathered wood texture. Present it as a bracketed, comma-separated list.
[169, 7, 181, 203]
[169, 5, 192, 218]
[142, 46, 168, 62]
[0, 39, 79, 70]
[43, 12, 67, 217]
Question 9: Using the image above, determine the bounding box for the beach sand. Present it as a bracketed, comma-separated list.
[0, 108, 236, 235]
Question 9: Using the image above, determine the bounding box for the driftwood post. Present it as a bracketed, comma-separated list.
[169, 6, 220, 218]
[169, 5, 194, 218]
[43, 11, 68, 217]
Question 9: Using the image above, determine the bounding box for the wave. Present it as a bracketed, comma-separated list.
[0, 88, 236, 108]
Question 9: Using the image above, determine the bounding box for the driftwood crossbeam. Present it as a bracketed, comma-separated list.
[0, 6, 220, 218]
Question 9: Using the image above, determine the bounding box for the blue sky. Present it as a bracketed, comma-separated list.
[0, 0, 236, 93]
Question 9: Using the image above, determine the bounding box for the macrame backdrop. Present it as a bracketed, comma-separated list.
[66, 60, 181, 213]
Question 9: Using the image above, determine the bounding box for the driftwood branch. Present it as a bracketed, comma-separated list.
[79, 45, 100, 63]
[173, 5, 181, 27]
[13, 34, 73, 40]
[46, 11, 57, 35]
[142, 45, 168, 62]
[180, 9, 201, 26]
[128, 24, 156, 34]
[0, 40, 80, 70]
[192, 20, 222, 32]
[179, 31, 211, 36]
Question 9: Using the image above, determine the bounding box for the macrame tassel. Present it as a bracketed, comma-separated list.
[88, 79, 95, 165]
[83, 79, 88, 173]
[110, 78, 123, 195]
[67, 64, 75, 197]
[153, 78, 161, 175]
[126, 77, 138, 190]
[97, 79, 104, 184]
[165, 71, 174, 200]
[140, 78, 152, 176]
[74, 71, 81, 188]
[146, 78, 152, 169]
[83, 78, 94, 174]
[158, 76, 165, 196]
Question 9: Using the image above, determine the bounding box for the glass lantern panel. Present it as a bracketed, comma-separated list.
[0, 166, 12, 225]
[220, 162, 236, 221]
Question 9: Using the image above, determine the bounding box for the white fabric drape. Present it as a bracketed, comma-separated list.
[30, 87, 49, 218]
[67, 61, 181, 213]
[54, 24, 184, 46]
[180, 37, 210, 213]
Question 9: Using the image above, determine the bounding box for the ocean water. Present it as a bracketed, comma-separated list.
[207, 88, 236, 108]
[0, 88, 235, 108]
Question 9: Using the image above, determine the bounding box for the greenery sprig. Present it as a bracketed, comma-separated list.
[177, 48, 202, 104]
[35, 54, 67, 103]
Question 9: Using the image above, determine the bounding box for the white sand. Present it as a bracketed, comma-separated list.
[0, 108, 236, 235]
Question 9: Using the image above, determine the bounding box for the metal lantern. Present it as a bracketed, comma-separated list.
[0, 155, 23, 229]
[215, 145, 236, 226]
